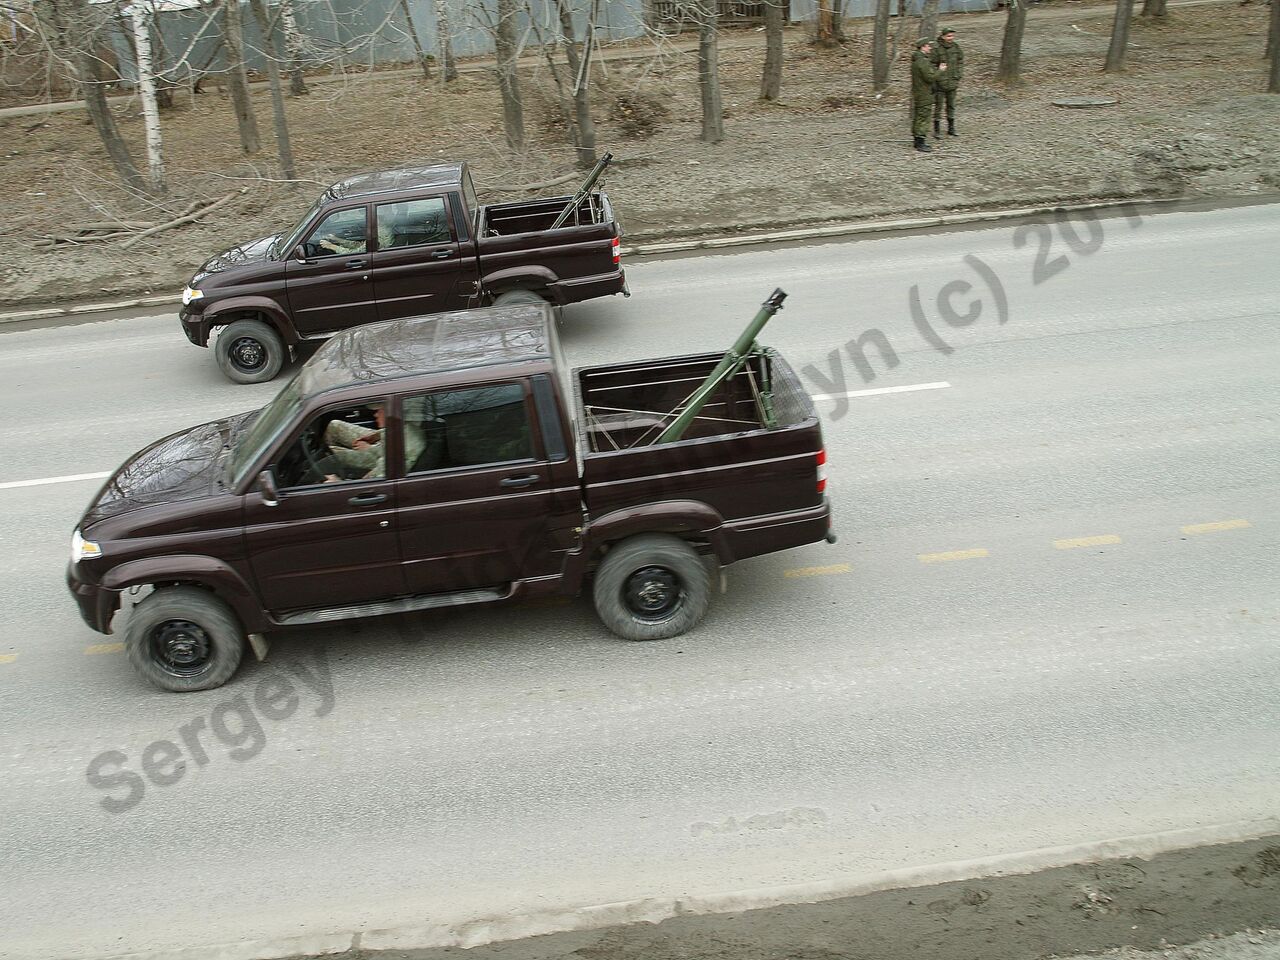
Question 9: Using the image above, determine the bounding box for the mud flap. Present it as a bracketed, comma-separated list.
[247, 632, 270, 661]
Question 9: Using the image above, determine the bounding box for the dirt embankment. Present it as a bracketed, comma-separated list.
[3, 2, 1278, 309]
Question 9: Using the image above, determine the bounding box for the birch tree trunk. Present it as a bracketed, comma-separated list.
[222, 0, 260, 153]
[494, 0, 524, 149]
[279, 0, 308, 95]
[1104, 0, 1135, 72]
[434, 0, 457, 81]
[918, 0, 940, 45]
[398, 0, 431, 79]
[760, 0, 783, 101]
[556, 0, 597, 168]
[996, 0, 1029, 83]
[128, 1, 165, 193]
[697, 0, 724, 143]
[871, 0, 891, 91]
[248, 0, 296, 179]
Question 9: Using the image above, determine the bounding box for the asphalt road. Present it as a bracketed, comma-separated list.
[0, 203, 1277, 960]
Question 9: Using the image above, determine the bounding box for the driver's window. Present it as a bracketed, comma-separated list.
[302, 207, 368, 259]
[275, 402, 388, 488]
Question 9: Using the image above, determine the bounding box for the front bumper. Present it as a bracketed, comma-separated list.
[66, 562, 120, 634]
[179, 305, 210, 347]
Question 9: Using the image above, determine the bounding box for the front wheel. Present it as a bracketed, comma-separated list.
[215, 318, 285, 384]
[125, 586, 245, 692]
[592, 534, 712, 642]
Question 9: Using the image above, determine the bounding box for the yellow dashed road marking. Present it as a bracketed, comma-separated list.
[1054, 534, 1122, 550]
[0, 653, 17, 664]
[784, 563, 853, 578]
[84, 642, 125, 655]
[1182, 519, 1251, 535]
[918, 548, 989, 564]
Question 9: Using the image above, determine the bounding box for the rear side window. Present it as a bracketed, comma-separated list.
[402, 384, 534, 475]
[375, 198, 451, 250]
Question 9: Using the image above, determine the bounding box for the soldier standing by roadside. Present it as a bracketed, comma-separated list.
[911, 39, 946, 153]
[931, 27, 964, 138]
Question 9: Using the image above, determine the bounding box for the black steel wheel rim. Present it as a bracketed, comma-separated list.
[229, 335, 266, 372]
[624, 566, 683, 622]
[149, 620, 213, 677]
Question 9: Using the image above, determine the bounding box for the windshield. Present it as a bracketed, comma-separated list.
[275, 195, 326, 258]
[225, 374, 307, 487]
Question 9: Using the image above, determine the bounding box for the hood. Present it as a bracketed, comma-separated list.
[83, 411, 258, 526]
[194, 234, 281, 279]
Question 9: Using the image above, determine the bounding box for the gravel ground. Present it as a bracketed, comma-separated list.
[2, 1, 1278, 307]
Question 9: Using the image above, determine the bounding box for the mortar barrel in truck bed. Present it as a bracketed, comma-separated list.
[178, 161, 627, 384]
[68, 303, 832, 693]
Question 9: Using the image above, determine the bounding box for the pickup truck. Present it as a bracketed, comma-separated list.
[179, 161, 626, 384]
[68, 303, 833, 692]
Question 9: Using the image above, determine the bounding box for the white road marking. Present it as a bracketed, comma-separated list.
[0, 471, 111, 491]
[811, 381, 951, 402]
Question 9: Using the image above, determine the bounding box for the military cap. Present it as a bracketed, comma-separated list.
[914, 37, 932, 49]
[938, 26, 956, 36]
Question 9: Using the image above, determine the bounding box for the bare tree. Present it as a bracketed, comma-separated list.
[556, 0, 598, 168]
[278, 0, 308, 95]
[1140, 0, 1167, 17]
[816, 0, 836, 46]
[127, 0, 165, 192]
[996, 0, 1029, 83]
[760, 0, 784, 101]
[248, 0, 296, 179]
[1270, 0, 1280, 91]
[832, 0, 846, 42]
[494, 0, 524, 150]
[696, 0, 724, 142]
[871, 0, 891, 91]
[1104, 0, 1135, 72]
[221, 0, 260, 153]
[918, 0, 941, 45]
[397, 0, 431, 79]
[434, 0, 457, 81]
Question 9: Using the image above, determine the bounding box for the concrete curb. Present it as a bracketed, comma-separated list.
[82, 816, 1280, 960]
[0, 196, 1184, 329]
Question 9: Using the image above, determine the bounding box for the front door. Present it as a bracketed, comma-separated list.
[371, 196, 472, 321]
[284, 205, 378, 337]
[394, 382, 559, 595]
[244, 399, 405, 613]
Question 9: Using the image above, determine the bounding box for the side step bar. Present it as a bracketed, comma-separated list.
[273, 586, 512, 627]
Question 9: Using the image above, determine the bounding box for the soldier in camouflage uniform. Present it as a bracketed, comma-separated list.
[910, 39, 946, 154]
[931, 27, 964, 138]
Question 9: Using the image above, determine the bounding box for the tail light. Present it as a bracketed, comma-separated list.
[611, 237, 620, 265]
[816, 449, 827, 494]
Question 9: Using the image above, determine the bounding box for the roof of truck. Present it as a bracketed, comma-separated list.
[300, 305, 554, 395]
[324, 163, 466, 202]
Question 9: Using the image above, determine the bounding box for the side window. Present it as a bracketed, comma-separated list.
[375, 197, 451, 250]
[275, 402, 388, 488]
[402, 384, 534, 475]
[302, 207, 367, 259]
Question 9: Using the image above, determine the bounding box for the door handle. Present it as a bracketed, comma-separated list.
[348, 492, 388, 506]
[430, 249, 453, 260]
[499, 474, 540, 489]
[346, 259, 367, 269]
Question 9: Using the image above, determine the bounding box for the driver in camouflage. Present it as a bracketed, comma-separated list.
[910, 39, 946, 153]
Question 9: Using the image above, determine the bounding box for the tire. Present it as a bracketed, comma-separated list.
[215, 318, 285, 384]
[125, 586, 246, 692]
[592, 534, 713, 642]
[492, 288, 548, 307]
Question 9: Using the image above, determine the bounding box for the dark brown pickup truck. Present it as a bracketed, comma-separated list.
[68, 303, 833, 692]
[179, 161, 626, 384]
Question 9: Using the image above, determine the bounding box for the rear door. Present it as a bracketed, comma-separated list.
[394, 380, 564, 595]
[371, 195, 475, 320]
[284, 205, 378, 336]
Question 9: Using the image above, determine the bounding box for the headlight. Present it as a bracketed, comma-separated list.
[182, 286, 204, 306]
[72, 529, 102, 562]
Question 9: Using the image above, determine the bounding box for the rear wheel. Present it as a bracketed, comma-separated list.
[125, 586, 245, 692]
[592, 534, 712, 642]
[215, 318, 285, 384]
[492, 288, 548, 307]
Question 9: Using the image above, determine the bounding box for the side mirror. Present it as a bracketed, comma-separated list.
[293, 244, 311, 263]
[257, 469, 280, 507]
